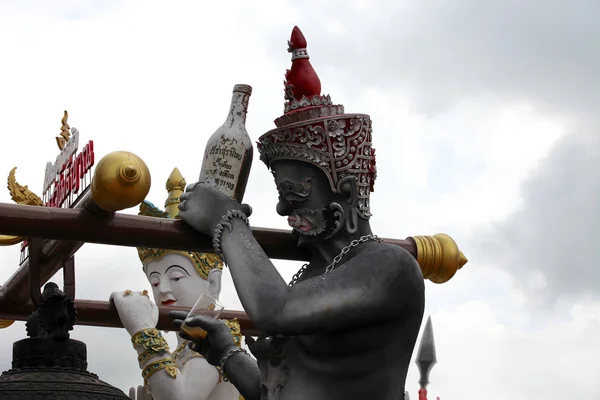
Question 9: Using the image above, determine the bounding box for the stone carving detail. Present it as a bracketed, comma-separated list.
[284, 94, 333, 113]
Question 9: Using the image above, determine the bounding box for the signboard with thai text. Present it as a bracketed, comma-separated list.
[19, 112, 95, 264]
[42, 127, 95, 208]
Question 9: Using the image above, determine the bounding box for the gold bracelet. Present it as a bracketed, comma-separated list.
[138, 349, 160, 366]
[131, 328, 170, 353]
[142, 358, 178, 388]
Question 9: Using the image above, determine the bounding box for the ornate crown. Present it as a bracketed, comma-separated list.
[257, 26, 377, 219]
[137, 168, 223, 279]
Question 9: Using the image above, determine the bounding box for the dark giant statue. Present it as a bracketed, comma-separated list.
[171, 26, 425, 400]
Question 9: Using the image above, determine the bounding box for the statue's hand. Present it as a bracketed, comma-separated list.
[128, 385, 153, 400]
[178, 182, 252, 237]
[170, 311, 237, 367]
[110, 291, 158, 337]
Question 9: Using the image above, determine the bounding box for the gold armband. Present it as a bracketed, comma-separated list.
[132, 328, 170, 353]
[142, 358, 178, 388]
[138, 349, 161, 366]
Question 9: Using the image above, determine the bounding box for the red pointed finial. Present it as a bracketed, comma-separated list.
[288, 26, 308, 50]
[284, 26, 321, 102]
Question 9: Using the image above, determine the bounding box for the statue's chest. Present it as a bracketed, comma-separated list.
[253, 334, 357, 399]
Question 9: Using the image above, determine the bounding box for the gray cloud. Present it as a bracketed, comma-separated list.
[475, 116, 600, 304]
[275, 0, 600, 116]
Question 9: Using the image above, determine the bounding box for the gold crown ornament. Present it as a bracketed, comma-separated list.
[137, 168, 223, 279]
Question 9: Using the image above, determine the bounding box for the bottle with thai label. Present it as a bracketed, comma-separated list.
[198, 84, 253, 203]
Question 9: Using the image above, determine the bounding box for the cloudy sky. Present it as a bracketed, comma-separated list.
[0, 1, 598, 399]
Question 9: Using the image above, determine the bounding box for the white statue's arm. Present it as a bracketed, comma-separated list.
[111, 291, 224, 400]
[143, 356, 220, 400]
[126, 354, 223, 400]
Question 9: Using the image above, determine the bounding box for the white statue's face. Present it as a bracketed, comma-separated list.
[144, 253, 211, 308]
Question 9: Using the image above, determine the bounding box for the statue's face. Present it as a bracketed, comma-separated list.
[272, 160, 338, 241]
[144, 252, 209, 308]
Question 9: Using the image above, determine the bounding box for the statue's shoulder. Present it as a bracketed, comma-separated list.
[363, 241, 421, 269]
[358, 241, 424, 286]
[358, 242, 425, 316]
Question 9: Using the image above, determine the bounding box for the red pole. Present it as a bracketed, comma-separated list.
[418, 388, 428, 400]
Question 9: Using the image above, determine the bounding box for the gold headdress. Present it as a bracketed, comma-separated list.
[137, 168, 223, 279]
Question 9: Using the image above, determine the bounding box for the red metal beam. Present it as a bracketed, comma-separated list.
[0, 201, 416, 304]
[0, 202, 416, 258]
[0, 297, 261, 336]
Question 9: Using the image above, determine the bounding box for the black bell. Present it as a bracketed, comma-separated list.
[0, 283, 129, 399]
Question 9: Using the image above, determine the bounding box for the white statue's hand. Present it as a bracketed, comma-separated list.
[110, 290, 159, 336]
[128, 385, 154, 399]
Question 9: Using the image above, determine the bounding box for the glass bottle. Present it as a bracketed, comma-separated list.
[198, 84, 253, 203]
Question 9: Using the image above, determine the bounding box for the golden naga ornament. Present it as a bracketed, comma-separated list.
[0, 167, 44, 246]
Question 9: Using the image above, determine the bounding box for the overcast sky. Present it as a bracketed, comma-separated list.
[0, 1, 598, 399]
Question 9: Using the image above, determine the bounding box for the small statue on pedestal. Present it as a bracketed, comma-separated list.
[26, 282, 76, 339]
[111, 168, 242, 400]
[171, 26, 425, 400]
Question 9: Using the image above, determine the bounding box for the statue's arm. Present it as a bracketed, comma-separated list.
[137, 352, 220, 400]
[221, 220, 425, 335]
[221, 351, 262, 400]
[110, 291, 221, 400]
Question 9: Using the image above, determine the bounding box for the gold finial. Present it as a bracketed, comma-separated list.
[410, 233, 468, 284]
[164, 167, 186, 219]
[56, 110, 71, 151]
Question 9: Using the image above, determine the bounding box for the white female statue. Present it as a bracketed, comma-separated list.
[110, 168, 243, 400]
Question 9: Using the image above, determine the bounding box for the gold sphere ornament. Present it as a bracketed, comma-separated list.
[91, 151, 151, 212]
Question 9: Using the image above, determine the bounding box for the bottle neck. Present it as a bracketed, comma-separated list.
[225, 90, 251, 126]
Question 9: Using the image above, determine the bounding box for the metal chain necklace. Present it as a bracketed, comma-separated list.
[288, 234, 381, 287]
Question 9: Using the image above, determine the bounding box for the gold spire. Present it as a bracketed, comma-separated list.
[56, 110, 71, 151]
[164, 168, 186, 219]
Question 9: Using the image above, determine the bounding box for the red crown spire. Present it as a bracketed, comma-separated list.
[284, 26, 321, 101]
